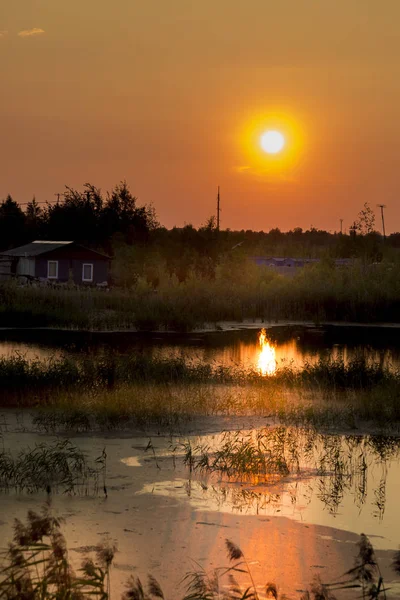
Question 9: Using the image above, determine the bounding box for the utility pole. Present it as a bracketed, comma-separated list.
[54, 193, 62, 204]
[340, 219, 343, 234]
[377, 204, 386, 240]
[216, 186, 221, 231]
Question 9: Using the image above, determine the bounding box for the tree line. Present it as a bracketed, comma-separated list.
[0, 182, 158, 252]
[0, 185, 399, 281]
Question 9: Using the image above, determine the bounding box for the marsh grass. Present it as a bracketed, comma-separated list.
[0, 504, 116, 599]
[1, 353, 400, 427]
[24, 377, 400, 436]
[0, 440, 107, 495]
[2, 261, 400, 331]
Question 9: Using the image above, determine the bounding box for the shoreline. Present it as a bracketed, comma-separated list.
[1, 319, 400, 336]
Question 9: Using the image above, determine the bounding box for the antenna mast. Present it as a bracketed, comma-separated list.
[216, 186, 221, 231]
[377, 204, 386, 240]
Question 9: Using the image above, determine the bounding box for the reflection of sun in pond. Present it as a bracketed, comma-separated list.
[257, 329, 276, 376]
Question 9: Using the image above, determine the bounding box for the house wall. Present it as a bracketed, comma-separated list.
[16, 257, 36, 277]
[0, 258, 12, 281]
[35, 257, 109, 284]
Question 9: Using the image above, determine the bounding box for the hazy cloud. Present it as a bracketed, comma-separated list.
[18, 28, 45, 38]
[0, 30, 8, 38]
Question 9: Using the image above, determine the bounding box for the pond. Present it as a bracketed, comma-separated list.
[1, 324, 400, 371]
[1, 325, 400, 597]
[1, 419, 400, 599]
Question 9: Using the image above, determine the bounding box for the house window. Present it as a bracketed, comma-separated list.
[47, 261, 58, 279]
[82, 263, 93, 282]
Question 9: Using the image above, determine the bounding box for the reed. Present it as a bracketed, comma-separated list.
[172, 428, 400, 517]
[0, 504, 116, 599]
[0, 440, 107, 495]
[0, 352, 398, 404]
[1, 260, 400, 331]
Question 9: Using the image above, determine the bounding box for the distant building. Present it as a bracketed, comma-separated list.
[251, 257, 352, 277]
[0, 241, 110, 285]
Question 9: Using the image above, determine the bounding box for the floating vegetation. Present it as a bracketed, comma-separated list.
[0, 440, 107, 495]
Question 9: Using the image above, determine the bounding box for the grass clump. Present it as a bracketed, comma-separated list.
[0, 504, 116, 599]
[173, 428, 400, 517]
[0, 440, 107, 495]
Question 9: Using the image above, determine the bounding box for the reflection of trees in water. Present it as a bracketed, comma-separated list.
[176, 428, 400, 519]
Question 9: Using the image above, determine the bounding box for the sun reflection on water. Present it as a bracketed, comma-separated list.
[257, 328, 277, 376]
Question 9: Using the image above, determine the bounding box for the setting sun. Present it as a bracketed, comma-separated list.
[237, 110, 306, 177]
[260, 130, 285, 154]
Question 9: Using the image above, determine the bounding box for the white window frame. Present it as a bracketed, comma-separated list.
[82, 263, 94, 282]
[47, 260, 58, 279]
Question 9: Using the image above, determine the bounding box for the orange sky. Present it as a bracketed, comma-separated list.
[2, 1, 400, 232]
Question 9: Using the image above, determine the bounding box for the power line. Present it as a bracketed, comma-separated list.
[377, 204, 387, 239]
[17, 201, 48, 206]
[216, 186, 221, 231]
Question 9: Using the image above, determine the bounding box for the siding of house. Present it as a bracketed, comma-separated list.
[17, 257, 36, 277]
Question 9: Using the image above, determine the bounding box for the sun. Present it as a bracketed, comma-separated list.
[260, 130, 285, 154]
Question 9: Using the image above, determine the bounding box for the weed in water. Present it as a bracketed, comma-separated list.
[0, 439, 107, 495]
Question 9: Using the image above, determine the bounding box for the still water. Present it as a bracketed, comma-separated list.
[136, 427, 400, 551]
[1, 325, 400, 371]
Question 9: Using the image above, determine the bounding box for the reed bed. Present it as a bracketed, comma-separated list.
[173, 427, 400, 517]
[1, 261, 400, 330]
[2, 353, 400, 430]
[0, 353, 397, 401]
[0, 440, 107, 495]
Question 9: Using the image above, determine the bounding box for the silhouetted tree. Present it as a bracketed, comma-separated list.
[0, 195, 26, 249]
[25, 197, 44, 239]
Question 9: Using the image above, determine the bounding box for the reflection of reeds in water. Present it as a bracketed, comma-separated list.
[0, 440, 107, 495]
[173, 428, 400, 518]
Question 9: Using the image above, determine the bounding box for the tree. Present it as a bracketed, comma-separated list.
[355, 202, 376, 235]
[0, 195, 26, 249]
[25, 197, 44, 239]
[100, 181, 157, 244]
[45, 184, 103, 243]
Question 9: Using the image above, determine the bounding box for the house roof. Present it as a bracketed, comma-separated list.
[1, 241, 110, 259]
[1, 241, 73, 257]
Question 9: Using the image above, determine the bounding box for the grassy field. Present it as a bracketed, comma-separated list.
[1, 261, 400, 331]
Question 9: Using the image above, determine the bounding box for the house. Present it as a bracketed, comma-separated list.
[0, 241, 110, 285]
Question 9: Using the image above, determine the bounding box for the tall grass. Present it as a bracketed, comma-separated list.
[0, 353, 397, 400]
[1, 261, 400, 330]
[2, 353, 400, 429]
